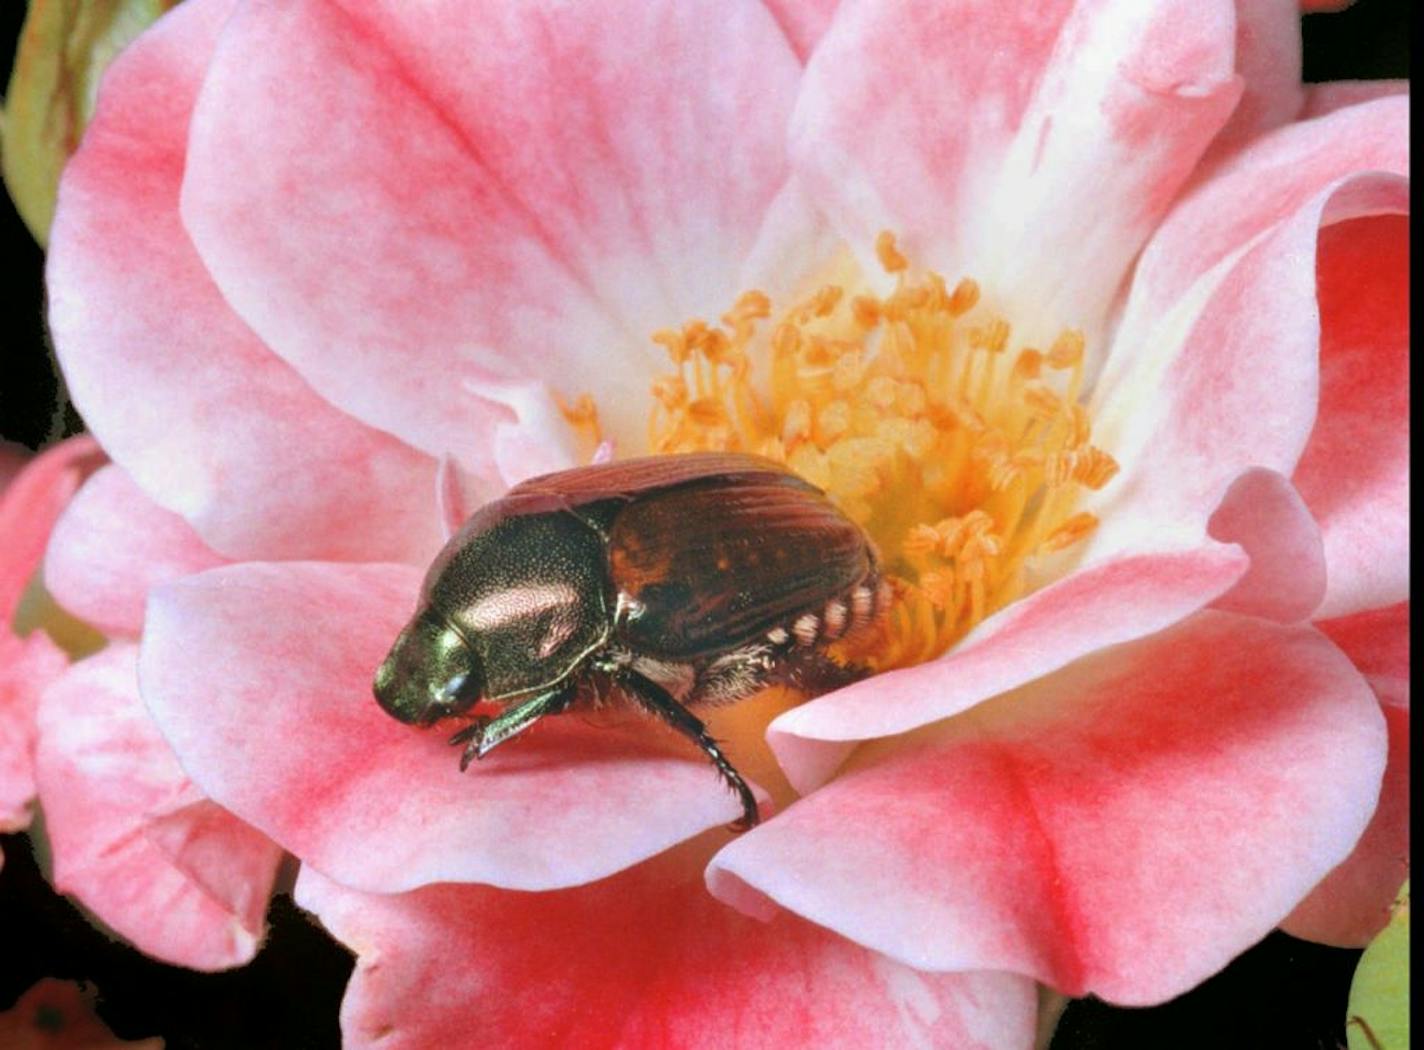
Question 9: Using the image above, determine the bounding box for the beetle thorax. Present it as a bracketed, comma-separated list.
[429, 509, 611, 699]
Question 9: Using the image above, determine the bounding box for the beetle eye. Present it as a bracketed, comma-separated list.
[433, 667, 481, 716]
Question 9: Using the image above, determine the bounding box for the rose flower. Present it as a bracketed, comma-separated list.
[31, 0, 1406, 1045]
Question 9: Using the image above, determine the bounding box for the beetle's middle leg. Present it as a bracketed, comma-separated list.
[448, 682, 575, 771]
[616, 669, 760, 831]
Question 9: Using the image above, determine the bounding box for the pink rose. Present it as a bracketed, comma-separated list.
[0, 436, 98, 861]
[40, 0, 1406, 1044]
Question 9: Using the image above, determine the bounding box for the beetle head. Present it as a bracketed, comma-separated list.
[373, 609, 483, 726]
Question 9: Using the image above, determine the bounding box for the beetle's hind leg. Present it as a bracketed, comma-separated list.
[616, 669, 760, 831]
[778, 647, 871, 696]
[448, 682, 575, 771]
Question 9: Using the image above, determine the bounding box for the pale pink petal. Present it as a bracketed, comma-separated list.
[0, 632, 67, 833]
[44, 465, 226, 638]
[1301, 80, 1409, 120]
[1086, 168, 1407, 563]
[1206, 0, 1303, 153]
[763, 0, 839, 59]
[47, 0, 444, 564]
[1284, 602, 1409, 945]
[181, 0, 805, 462]
[769, 544, 1246, 792]
[433, 455, 471, 541]
[713, 612, 1386, 1005]
[1092, 110, 1407, 533]
[1292, 214, 1409, 618]
[35, 644, 281, 970]
[1205, 468, 1325, 622]
[0, 435, 99, 622]
[141, 562, 769, 893]
[1317, 601, 1409, 705]
[791, 0, 1240, 341]
[294, 855, 1037, 1050]
[1106, 93, 1406, 342]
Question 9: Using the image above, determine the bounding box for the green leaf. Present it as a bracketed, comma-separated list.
[1347, 880, 1409, 1050]
[1, 0, 175, 246]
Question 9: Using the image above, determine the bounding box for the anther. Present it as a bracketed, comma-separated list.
[969, 318, 1010, 354]
[876, 231, 909, 273]
[651, 375, 688, 410]
[1040, 512, 1099, 553]
[852, 295, 882, 328]
[652, 327, 689, 363]
[1048, 329, 1085, 369]
[946, 278, 980, 316]
[1012, 349, 1044, 382]
[1073, 446, 1120, 489]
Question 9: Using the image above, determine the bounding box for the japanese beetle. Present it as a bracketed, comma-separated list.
[373, 451, 887, 829]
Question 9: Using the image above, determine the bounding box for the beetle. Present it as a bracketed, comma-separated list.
[373, 451, 887, 830]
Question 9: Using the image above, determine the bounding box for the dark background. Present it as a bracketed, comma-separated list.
[0, 2, 1408, 1047]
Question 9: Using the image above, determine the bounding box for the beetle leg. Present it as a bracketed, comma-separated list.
[616, 670, 760, 832]
[776, 648, 870, 696]
[447, 683, 575, 771]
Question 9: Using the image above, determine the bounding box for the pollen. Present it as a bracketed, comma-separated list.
[633, 234, 1117, 672]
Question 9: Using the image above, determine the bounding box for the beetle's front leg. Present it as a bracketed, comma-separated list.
[447, 682, 576, 771]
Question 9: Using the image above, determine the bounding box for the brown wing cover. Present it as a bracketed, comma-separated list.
[608, 474, 874, 659]
[507, 451, 804, 506]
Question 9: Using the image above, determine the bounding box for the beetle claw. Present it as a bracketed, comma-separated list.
[727, 809, 760, 834]
[726, 784, 761, 833]
[449, 717, 490, 772]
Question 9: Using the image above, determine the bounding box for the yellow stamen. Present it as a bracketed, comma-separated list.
[556, 393, 603, 455]
[624, 232, 1117, 672]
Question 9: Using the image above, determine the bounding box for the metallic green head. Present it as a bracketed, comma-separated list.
[373, 610, 483, 726]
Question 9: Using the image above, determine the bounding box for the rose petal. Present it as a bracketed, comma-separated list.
[142, 562, 770, 893]
[1086, 168, 1407, 564]
[1205, 0, 1303, 155]
[0, 632, 67, 833]
[0, 435, 99, 622]
[1300, 80, 1409, 120]
[1283, 602, 1409, 945]
[1206, 467, 1326, 622]
[35, 644, 281, 970]
[294, 852, 1037, 1050]
[181, 0, 806, 462]
[763, 0, 839, 60]
[44, 465, 226, 638]
[713, 611, 1386, 1005]
[1316, 601, 1409, 704]
[46, 0, 444, 564]
[1105, 93, 1406, 345]
[1292, 214, 1409, 618]
[791, 0, 1240, 342]
[769, 544, 1247, 792]
[0, 436, 97, 839]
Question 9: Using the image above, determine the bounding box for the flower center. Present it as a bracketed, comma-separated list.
[580, 233, 1118, 673]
